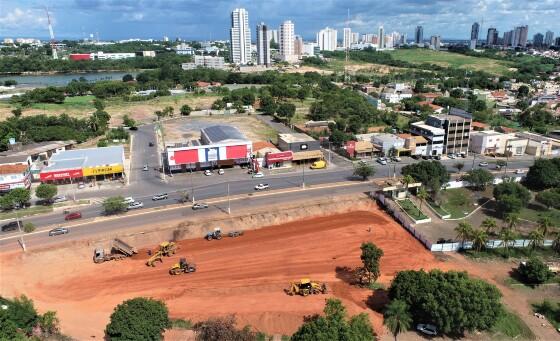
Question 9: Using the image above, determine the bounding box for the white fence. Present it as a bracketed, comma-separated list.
[431, 239, 554, 252]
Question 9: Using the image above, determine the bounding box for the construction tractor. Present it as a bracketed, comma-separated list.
[146, 251, 164, 267]
[205, 228, 222, 241]
[285, 279, 327, 296]
[169, 258, 197, 275]
[145, 241, 178, 267]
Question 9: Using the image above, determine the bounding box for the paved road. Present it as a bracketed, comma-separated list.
[129, 124, 160, 186]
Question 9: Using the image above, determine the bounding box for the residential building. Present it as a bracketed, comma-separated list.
[430, 35, 441, 50]
[270, 30, 279, 45]
[378, 26, 385, 49]
[415, 26, 423, 44]
[556, 37, 560, 46]
[398, 134, 429, 157]
[90, 52, 135, 60]
[302, 42, 316, 56]
[175, 43, 195, 55]
[410, 122, 446, 156]
[230, 8, 251, 64]
[533, 33, 544, 48]
[470, 130, 510, 155]
[256, 22, 271, 66]
[343, 27, 352, 49]
[317, 27, 338, 51]
[503, 30, 513, 47]
[351, 32, 360, 44]
[513, 25, 528, 47]
[279, 20, 297, 62]
[544, 31, 554, 46]
[380, 84, 413, 103]
[426, 110, 472, 156]
[294, 35, 304, 57]
[371, 134, 405, 156]
[181, 55, 225, 70]
[0, 155, 32, 192]
[487, 28, 498, 46]
[470, 22, 480, 49]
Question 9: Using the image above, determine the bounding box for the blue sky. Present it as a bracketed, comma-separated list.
[1, 0, 559, 41]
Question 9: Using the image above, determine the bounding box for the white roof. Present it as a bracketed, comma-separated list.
[411, 121, 445, 135]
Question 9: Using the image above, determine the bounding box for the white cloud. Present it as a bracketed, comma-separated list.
[118, 11, 145, 22]
[0, 7, 49, 29]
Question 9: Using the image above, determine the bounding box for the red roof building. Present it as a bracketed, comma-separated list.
[69, 54, 91, 61]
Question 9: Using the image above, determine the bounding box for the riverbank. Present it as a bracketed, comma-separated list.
[0, 70, 141, 87]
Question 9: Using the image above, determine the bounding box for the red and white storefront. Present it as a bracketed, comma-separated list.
[265, 151, 293, 169]
[166, 142, 252, 171]
[39, 168, 83, 182]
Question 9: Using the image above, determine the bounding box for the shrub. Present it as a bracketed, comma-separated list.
[517, 257, 553, 286]
[106, 297, 171, 340]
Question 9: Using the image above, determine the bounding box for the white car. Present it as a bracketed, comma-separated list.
[143, 164, 149, 171]
[123, 197, 135, 204]
[52, 195, 67, 203]
[479, 161, 489, 167]
[204, 170, 213, 176]
[515, 169, 525, 174]
[377, 159, 387, 165]
[392, 157, 401, 162]
[152, 193, 168, 201]
[252, 172, 264, 178]
[127, 201, 144, 210]
[218, 169, 225, 175]
[77, 182, 86, 189]
[417, 324, 437, 336]
[254, 183, 269, 191]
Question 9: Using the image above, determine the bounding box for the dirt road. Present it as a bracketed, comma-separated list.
[0, 207, 444, 339]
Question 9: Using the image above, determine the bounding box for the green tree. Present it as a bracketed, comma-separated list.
[471, 228, 488, 252]
[180, 104, 192, 116]
[9, 295, 39, 335]
[402, 175, 415, 197]
[402, 161, 450, 187]
[494, 182, 531, 216]
[11, 107, 22, 118]
[360, 242, 384, 284]
[38, 311, 60, 337]
[463, 168, 494, 190]
[454, 162, 465, 173]
[35, 183, 58, 202]
[496, 195, 523, 216]
[524, 158, 560, 190]
[417, 187, 429, 213]
[353, 161, 375, 181]
[122, 115, 136, 128]
[23, 222, 35, 233]
[122, 74, 134, 82]
[106, 297, 171, 341]
[277, 102, 296, 123]
[455, 220, 473, 246]
[450, 88, 464, 98]
[383, 300, 412, 341]
[528, 229, 544, 252]
[291, 298, 374, 340]
[93, 98, 105, 111]
[193, 316, 256, 341]
[535, 189, 560, 209]
[499, 228, 518, 257]
[481, 218, 498, 235]
[537, 217, 553, 237]
[504, 213, 520, 231]
[8, 188, 30, 208]
[102, 196, 128, 215]
[517, 257, 553, 285]
[517, 85, 530, 98]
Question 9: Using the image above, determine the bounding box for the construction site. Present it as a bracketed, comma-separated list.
[0, 194, 450, 339]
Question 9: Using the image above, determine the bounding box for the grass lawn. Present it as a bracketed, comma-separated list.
[489, 309, 536, 340]
[30, 95, 96, 112]
[533, 300, 560, 330]
[519, 203, 560, 226]
[426, 199, 450, 217]
[287, 97, 315, 125]
[463, 247, 558, 262]
[0, 205, 53, 220]
[439, 188, 478, 219]
[388, 49, 513, 75]
[398, 198, 429, 220]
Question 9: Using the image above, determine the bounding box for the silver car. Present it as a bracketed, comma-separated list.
[127, 201, 144, 210]
[49, 227, 69, 236]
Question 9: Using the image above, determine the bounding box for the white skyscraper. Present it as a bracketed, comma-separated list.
[270, 30, 279, 45]
[317, 27, 338, 51]
[230, 8, 251, 64]
[279, 20, 297, 62]
[378, 26, 385, 49]
[343, 27, 352, 49]
[256, 22, 270, 66]
[351, 32, 360, 44]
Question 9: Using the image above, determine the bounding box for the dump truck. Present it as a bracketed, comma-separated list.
[145, 241, 178, 266]
[169, 258, 197, 275]
[206, 228, 222, 241]
[285, 278, 327, 296]
[93, 238, 137, 263]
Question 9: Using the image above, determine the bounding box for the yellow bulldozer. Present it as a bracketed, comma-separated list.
[285, 278, 327, 296]
[169, 258, 197, 275]
[146, 241, 178, 267]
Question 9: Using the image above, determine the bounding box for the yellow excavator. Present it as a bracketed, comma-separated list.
[146, 241, 178, 267]
[169, 258, 197, 275]
[285, 278, 327, 296]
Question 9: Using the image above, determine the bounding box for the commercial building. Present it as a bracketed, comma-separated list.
[398, 134, 429, 157]
[90, 52, 136, 60]
[253, 141, 292, 169]
[256, 22, 271, 66]
[343, 28, 352, 49]
[533, 33, 544, 48]
[277, 133, 323, 162]
[544, 31, 554, 47]
[279, 20, 297, 62]
[378, 26, 385, 49]
[317, 27, 338, 51]
[487, 28, 499, 46]
[181, 55, 226, 70]
[176, 43, 195, 55]
[470, 22, 479, 49]
[166, 125, 252, 171]
[430, 36, 441, 50]
[371, 133, 405, 156]
[230, 8, 252, 64]
[380, 86, 413, 103]
[0, 155, 32, 192]
[410, 122, 446, 156]
[294, 35, 304, 57]
[469, 130, 528, 156]
[39, 146, 125, 183]
[415, 26, 424, 44]
[426, 110, 472, 156]
[516, 131, 560, 157]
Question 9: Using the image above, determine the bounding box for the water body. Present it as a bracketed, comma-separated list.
[0, 71, 138, 87]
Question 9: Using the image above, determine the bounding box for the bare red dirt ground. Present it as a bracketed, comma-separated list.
[1, 208, 446, 339]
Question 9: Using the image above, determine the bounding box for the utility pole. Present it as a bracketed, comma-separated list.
[16, 211, 26, 252]
[190, 168, 195, 203]
[471, 151, 477, 170]
[302, 161, 306, 188]
[227, 183, 231, 214]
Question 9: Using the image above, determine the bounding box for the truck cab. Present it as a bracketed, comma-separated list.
[93, 248, 106, 263]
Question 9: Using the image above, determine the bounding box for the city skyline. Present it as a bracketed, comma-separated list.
[1, 0, 559, 41]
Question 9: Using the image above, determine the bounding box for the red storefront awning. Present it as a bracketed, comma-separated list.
[266, 151, 293, 163]
[40, 169, 83, 181]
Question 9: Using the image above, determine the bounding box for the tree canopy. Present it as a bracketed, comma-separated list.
[35, 183, 58, 202]
[493, 182, 531, 215]
[360, 242, 384, 284]
[353, 161, 376, 180]
[524, 158, 560, 190]
[463, 168, 494, 190]
[401, 161, 450, 186]
[102, 196, 128, 215]
[517, 257, 553, 286]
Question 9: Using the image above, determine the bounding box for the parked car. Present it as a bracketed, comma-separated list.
[52, 195, 67, 203]
[515, 169, 525, 174]
[311, 160, 327, 169]
[48, 227, 69, 236]
[218, 169, 225, 175]
[77, 182, 86, 189]
[143, 164, 149, 171]
[152, 193, 168, 201]
[127, 201, 144, 210]
[204, 170, 213, 176]
[417, 324, 438, 336]
[479, 161, 489, 167]
[447, 153, 456, 159]
[434, 155, 441, 160]
[377, 158, 387, 165]
[391, 156, 401, 162]
[123, 197, 135, 204]
[252, 172, 264, 178]
[1, 221, 19, 232]
[192, 203, 209, 210]
[254, 183, 269, 191]
[64, 212, 82, 221]
[148, 142, 154, 147]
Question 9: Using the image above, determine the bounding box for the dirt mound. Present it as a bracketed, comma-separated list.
[0, 205, 444, 339]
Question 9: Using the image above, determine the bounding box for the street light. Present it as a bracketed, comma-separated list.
[190, 168, 195, 203]
[227, 182, 231, 214]
[16, 211, 26, 252]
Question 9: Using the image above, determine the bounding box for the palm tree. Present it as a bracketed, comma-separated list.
[504, 213, 520, 231]
[383, 299, 412, 341]
[402, 175, 415, 197]
[417, 187, 429, 214]
[471, 228, 489, 252]
[455, 220, 473, 248]
[537, 217, 552, 237]
[500, 228, 518, 258]
[528, 229, 544, 253]
[481, 218, 498, 235]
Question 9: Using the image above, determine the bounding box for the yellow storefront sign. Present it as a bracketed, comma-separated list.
[82, 164, 124, 177]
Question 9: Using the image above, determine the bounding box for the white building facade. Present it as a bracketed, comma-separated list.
[256, 22, 271, 66]
[230, 8, 252, 64]
[317, 27, 338, 51]
[279, 20, 297, 62]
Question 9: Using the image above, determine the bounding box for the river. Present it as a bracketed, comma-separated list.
[0, 71, 138, 87]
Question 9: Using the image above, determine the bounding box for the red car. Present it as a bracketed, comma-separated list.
[64, 212, 82, 221]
